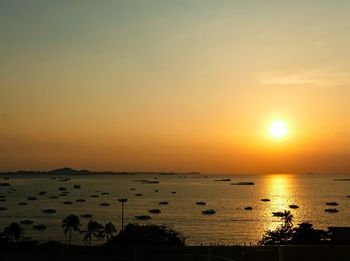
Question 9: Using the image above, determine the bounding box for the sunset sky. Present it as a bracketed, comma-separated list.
[1, 1, 350, 173]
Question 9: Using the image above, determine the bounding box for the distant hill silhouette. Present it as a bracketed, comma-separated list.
[0, 167, 201, 176]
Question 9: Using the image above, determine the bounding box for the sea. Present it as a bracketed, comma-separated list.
[0, 173, 350, 245]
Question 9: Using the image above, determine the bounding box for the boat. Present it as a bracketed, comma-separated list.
[38, 191, 47, 195]
[20, 220, 34, 225]
[76, 199, 86, 202]
[289, 204, 299, 209]
[0, 207, 7, 211]
[42, 209, 56, 214]
[231, 182, 255, 185]
[80, 214, 93, 219]
[0, 183, 11, 186]
[214, 179, 231, 182]
[50, 196, 59, 199]
[326, 202, 338, 206]
[272, 212, 285, 217]
[63, 201, 73, 205]
[101, 192, 109, 195]
[135, 215, 152, 220]
[261, 198, 270, 202]
[202, 209, 216, 215]
[100, 203, 110, 206]
[27, 197, 37, 200]
[149, 209, 161, 214]
[73, 184, 81, 189]
[18, 202, 28, 206]
[135, 193, 143, 196]
[171, 191, 177, 194]
[245, 207, 253, 210]
[58, 187, 67, 191]
[196, 201, 207, 205]
[154, 190, 159, 192]
[325, 208, 339, 213]
[90, 195, 99, 198]
[33, 224, 47, 231]
[159, 201, 169, 205]
[130, 188, 135, 190]
[0, 199, 6, 202]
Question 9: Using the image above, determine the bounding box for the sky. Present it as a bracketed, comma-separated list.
[1, 0, 350, 173]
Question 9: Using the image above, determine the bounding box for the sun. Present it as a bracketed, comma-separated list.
[269, 120, 288, 138]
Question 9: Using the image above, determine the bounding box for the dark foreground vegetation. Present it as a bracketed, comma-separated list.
[1, 212, 350, 260]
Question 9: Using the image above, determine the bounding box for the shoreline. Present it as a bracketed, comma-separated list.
[1, 244, 350, 261]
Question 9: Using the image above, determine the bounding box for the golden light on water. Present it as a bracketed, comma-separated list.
[264, 174, 294, 231]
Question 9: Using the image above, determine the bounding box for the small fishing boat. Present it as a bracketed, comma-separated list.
[148, 209, 161, 214]
[325, 208, 339, 213]
[245, 207, 253, 210]
[289, 205, 299, 209]
[80, 214, 93, 219]
[159, 201, 169, 205]
[196, 201, 207, 205]
[135, 215, 152, 220]
[42, 209, 56, 214]
[231, 182, 255, 185]
[261, 198, 270, 202]
[100, 202, 110, 206]
[20, 220, 34, 225]
[202, 209, 216, 215]
[272, 212, 285, 217]
[33, 224, 47, 231]
[326, 202, 338, 206]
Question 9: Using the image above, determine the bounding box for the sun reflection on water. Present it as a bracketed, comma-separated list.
[264, 174, 295, 231]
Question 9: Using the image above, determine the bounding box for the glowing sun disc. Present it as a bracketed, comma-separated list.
[269, 121, 288, 138]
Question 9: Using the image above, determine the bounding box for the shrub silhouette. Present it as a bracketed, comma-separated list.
[260, 222, 329, 245]
[108, 223, 185, 246]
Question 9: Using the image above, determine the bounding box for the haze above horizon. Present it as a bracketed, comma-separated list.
[1, 1, 350, 174]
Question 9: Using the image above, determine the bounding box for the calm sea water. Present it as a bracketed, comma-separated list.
[1, 173, 350, 245]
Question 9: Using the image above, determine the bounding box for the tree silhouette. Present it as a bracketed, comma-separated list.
[62, 214, 81, 246]
[282, 210, 293, 228]
[3, 222, 23, 242]
[118, 198, 128, 230]
[82, 219, 103, 246]
[109, 223, 185, 246]
[102, 222, 117, 242]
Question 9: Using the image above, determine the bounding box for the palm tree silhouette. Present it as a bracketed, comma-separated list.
[62, 214, 81, 246]
[102, 222, 117, 242]
[82, 219, 103, 246]
[3, 222, 23, 242]
[281, 210, 294, 228]
[118, 198, 128, 230]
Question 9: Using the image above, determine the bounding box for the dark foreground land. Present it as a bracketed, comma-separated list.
[1, 245, 350, 261]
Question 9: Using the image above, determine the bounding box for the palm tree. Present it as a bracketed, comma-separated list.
[102, 222, 117, 242]
[118, 198, 128, 230]
[3, 222, 23, 242]
[281, 210, 294, 228]
[62, 214, 81, 246]
[82, 219, 103, 246]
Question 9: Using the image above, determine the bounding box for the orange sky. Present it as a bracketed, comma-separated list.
[1, 1, 350, 173]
